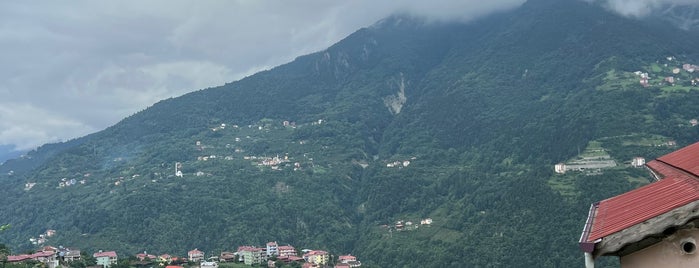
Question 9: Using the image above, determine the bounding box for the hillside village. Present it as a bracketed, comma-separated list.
[599, 56, 699, 92]
[15, 117, 417, 194]
[4, 238, 362, 268]
[635, 57, 699, 89]
[553, 57, 699, 176]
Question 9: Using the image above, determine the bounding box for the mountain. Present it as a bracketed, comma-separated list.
[0, 145, 25, 165]
[2, 0, 699, 267]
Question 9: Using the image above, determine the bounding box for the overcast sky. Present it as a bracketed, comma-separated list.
[0, 0, 530, 151]
[0, 0, 691, 152]
[598, 0, 699, 17]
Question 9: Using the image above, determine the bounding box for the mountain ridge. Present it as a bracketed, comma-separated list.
[2, 1, 699, 267]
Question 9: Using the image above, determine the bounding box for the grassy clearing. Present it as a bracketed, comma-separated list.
[627, 175, 651, 185]
[618, 134, 670, 146]
[547, 175, 580, 200]
[575, 141, 610, 159]
[597, 70, 638, 91]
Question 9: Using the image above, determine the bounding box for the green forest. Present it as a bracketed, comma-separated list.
[2, 0, 699, 267]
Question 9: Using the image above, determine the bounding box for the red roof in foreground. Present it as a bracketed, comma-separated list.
[580, 141, 699, 250]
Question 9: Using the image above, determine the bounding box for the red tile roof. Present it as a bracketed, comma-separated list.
[188, 249, 203, 255]
[7, 255, 32, 262]
[656, 141, 699, 175]
[580, 141, 699, 251]
[32, 251, 56, 258]
[93, 251, 117, 258]
[338, 255, 356, 261]
[303, 250, 328, 257]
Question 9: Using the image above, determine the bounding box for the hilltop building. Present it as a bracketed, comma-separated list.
[579, 141, 699, 267]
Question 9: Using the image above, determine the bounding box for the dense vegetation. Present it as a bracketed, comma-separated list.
[2, 0, 699, 267]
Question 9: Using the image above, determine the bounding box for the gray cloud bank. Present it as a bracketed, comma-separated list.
[0, 0, 525, 151]
[591, 0, 699, 18]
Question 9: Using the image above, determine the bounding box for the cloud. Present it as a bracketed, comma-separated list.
[0, 104, 96, 151]
[593, 0, 699, 17]
[0, 0, 525, 151]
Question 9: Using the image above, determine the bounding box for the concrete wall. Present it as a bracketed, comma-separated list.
[621, 229, 699, 268]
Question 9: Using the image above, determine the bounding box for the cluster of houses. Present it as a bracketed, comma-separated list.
[4, 242, 361, 268]
[58, 177, 85, 188]
[381, 218, 433, 233]
[5, 246, 105, 268]
[231, 242, 361, 268]
[28, 229, 56, 246]
[385, 159, 411, 168]
[635, 58, 699, 88]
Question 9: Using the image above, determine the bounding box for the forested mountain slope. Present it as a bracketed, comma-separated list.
[2, 0, 699, 267]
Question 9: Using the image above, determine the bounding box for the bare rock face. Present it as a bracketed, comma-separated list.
[384, 74, 407, 115]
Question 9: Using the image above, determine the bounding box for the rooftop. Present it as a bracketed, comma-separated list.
[93, 251, 118, 258]
[580, 141, 699, 256]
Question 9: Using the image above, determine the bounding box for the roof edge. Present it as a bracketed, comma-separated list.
[594, 200, 699, 257]
[579, 202, 600, 252]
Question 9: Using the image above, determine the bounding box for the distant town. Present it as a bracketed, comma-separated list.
[7, 217, 436, 268]
[6, 231, 362, 268]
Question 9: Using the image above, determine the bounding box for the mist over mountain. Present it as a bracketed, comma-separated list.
[0, 145, 24, 165]
[2, 0, 699, 267]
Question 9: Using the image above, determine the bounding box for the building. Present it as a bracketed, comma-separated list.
[338, 255, 361, 267]
[579, 141, 699, 267]
[199, 261, 218, 268]
[219, 252, 236, 262]
[188, 249, 205, 262]
[159, 254, 173, 264]
[554, 163, 566, 174]
[58, 248, 81, 262]
[277, 245, 297, 258]
[631, 157, 645, 167]
[238, 246, 265, 265]
[136, 252, 157, 261]
[266, 241, 279, 257]
[302, 250, 329, 265]
[8, 251, 59, 268]
[665, 76, 675, 84]
[93, 251, 118, 268]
